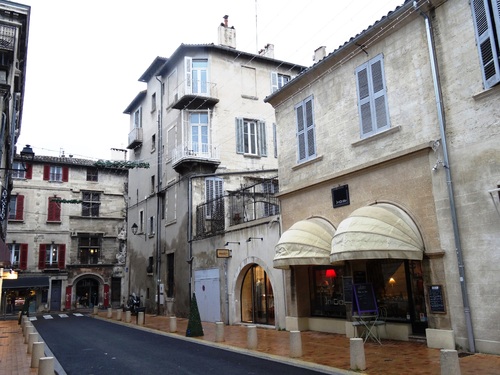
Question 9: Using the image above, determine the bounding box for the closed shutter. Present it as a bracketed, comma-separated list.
[271, 72, 279, 93]
[48, 197, 61, 221]
[19, 244, 28, 270]
[304, 98, 315, 158]
[471, 0, 500, 88]
[58, 244, 66, 269]
[38, 244, 46, 270]
[43, 165, 50, 180]
[356, 65, 373, 135]
[296, 102, 306, 161]
[15, 195, 24, 220]
[235, 117, 244, 154]
[62, 166, 69, 182]
[25, 164, 32, 179]
[258, 121, 267, 156]
[185, 57, 192, 94]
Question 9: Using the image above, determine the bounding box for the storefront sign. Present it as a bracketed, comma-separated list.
[0, 187, 8, 221]
[216, 249, 231, 258]
[332, 184, 350, 208]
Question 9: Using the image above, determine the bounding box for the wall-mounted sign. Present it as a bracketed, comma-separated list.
[332, 184, 350, 208]
[216, 249, 232, 258]
[428, 284, 446, 313]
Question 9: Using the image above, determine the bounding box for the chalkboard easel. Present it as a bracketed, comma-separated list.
[352, 283, 378, 315]
[428, 285, 446, 313]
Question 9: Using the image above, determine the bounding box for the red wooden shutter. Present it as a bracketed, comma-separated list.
[43, 165, 50, 180]
[25, 164, 32, 179]
[38, 244, 46, 270]
[65, 286, 72, 310]
[15, 195, 24, 220]
[19, 244, 28, 270]
[62, 167, 69, 182]
[58, 244, 66, 269]
[48, 198, 61, 221]
[104, 284, 110, 308]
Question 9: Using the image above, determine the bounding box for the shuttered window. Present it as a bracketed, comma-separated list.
[205, 177, 223, 219]
[470, 0, 500, 89]
[8, 194, 24, 221]
[295, 95, 316, 163]
[235, 118, 267, 157]
[355, 54, 390, 138]
[47, 197, 61, 222]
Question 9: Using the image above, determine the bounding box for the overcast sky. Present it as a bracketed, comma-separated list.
[14, 0, 404, 160]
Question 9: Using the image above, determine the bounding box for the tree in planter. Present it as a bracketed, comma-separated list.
[186, 293, 204, 337]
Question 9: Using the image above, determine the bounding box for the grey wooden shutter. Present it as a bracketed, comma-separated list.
[471, 0, 500, 88]
[271, 72, 279, 93]
[258, 121, 267, 156]
[370, 56, 389, 132]
[235, 117, 244, 154]
[296, 102, 306, 162]
[356, 63, 374, 136]
[305, 97, 315, 158]
[185, 57, 193, 94]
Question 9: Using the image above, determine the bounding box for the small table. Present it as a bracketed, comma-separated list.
[352, 314, 381, 344]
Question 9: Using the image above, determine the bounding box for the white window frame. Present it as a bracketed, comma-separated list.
[185, 57, 209, 95]
[189, 111, 210, 155]
[235, 118, 267, 156]
[295, 95, 316, 163]
[134, 107, 142, 128]
[46, 244, 58, 266]
[271, 72, 291, 93]
[355, 54, 390, 138]
[50, 166, 63, 182]
[11, 161, 25, 179]
[9, 243, 20, 266]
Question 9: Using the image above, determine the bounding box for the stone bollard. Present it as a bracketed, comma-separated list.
[215, 322, 225, 342]
[350, 338, 366, 371]
[289, 331, 302, 358]
[27, 332, 39, 354]
[169, 316, 177, 333]
[21, 315, 29, 330]
[440, 349, 461, 375]
[23, 321, 33, 337]
[24, 325, 34, 343]
[38, 357, 54, 375]
[125, 310, 132, 323]
[93, 306, 98, 315]
[31, 342, 44, 368]
[247, 325, 258, 350]
[138, 311, 144, 326]
[107, 308, 112, 318]
[116, 309, 122, 321]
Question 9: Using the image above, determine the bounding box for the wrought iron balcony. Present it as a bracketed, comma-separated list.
[171, 142, 220, 174]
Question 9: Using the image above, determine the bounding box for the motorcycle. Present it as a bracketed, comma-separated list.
[126, 293, 141, 315]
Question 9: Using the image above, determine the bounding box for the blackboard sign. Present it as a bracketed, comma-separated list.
[343, 276, 353, 303]
[332, 185, 350, 208]
[352, 283, 378, 314]
[428, 285, 446, 313]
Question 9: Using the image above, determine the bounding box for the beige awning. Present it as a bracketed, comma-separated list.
[274, 217, 336, 269]
[330, 203, 424, 263]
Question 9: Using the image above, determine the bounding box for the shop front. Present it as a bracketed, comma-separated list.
[2, 276, 49, 316]
[241, 264, 275, 326]
[275, 203, 428, 339]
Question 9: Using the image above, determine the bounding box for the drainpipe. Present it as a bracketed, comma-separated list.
[415, 2, 475, 353]
[155, 76, 163, 315]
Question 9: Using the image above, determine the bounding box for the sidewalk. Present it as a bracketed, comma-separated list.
[2, 311, 500, 375]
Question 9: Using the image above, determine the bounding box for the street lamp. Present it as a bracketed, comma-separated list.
[0, 144, 35, 171]
[131, 223, 138, 235]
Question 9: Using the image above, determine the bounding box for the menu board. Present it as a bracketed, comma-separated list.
[352, 283, 378, 314]
[343, 276, 353, 303]
[428, 285, 446, 313]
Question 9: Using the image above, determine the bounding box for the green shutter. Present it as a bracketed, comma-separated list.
[235, 118, 244, 154]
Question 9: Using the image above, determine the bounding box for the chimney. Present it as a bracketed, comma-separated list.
[258, 44, 274, 59]
[218, 15, 236, 49]
[313, 46, 327, 63]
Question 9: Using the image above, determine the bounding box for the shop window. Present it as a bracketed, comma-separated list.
[310, 266, 347, 318]
[240, 265, 275, 325]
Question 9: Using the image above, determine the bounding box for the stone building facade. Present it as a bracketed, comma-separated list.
[265, 0, 500, 355]
[4, 155, 128, 313]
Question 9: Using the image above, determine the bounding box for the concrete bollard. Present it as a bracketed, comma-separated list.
[38, 357, 54, 375]
[27, 332, 39, 353]
[31, 342, 44, 368]
[21, 315, 29, 330]
[350, 338, 366, 371]
[138, 311, 144, 326]
[23, 321, 33, 337]
[169, 316, 177, 333]
[116, 309, 122, 321]
[247, 325, 257, 350]
[93, 306, 98, 315]
[125, 310, 132, 323]
[215, 322, 225, 342]
[289, 330, 302, 358]
[24, 325, 34, 343]
[107, 308, 112, 318]
[440, 349, 461, 375]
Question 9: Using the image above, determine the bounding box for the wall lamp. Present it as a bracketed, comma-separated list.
[0, 144, 35, 171]
[224, 241, 240, 246]
[131, 223, 139, 235]
[247, 237, 263, 242]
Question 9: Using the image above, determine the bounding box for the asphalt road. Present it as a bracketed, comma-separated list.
[31, 314, 332, 375]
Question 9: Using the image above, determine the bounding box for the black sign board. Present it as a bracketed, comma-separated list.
[342, 276, 353, 303]
[352, 283, 378, 314]
[332, 185, 350, 208]
[428, 285, 446, 313]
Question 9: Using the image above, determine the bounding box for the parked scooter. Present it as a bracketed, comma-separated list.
[126, 293, 141, 315]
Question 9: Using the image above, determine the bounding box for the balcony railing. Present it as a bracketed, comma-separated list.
[127, 127, 143, 149]
[170, 82, 219, 110]
[0, 25, 15, 51]
[171, 142, 220, 167]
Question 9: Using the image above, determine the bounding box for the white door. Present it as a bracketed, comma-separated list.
[194, 268, 221, 322]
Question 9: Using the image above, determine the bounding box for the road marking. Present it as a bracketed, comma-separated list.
[58, 314, 69, 318]
[43, 315, 54, 319]
[73, 313, 84, 317]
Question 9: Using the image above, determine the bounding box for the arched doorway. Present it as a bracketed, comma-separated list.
[75, 278, 99, 308]
[241, 265, 275, 325]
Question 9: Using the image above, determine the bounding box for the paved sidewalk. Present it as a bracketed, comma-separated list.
[2, 312, 500, 374]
